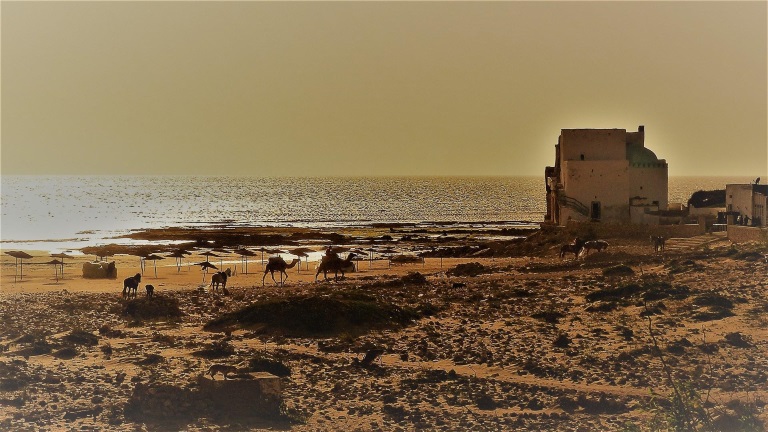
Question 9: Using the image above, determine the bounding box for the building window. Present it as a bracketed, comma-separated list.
[580, 154, 585, 161]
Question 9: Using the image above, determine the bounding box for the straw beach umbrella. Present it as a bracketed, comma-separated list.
[5, 251, 33, 282]
[50, 253, 72, 279]
[168, 250, 190, 273]
[43, 259, 64, 282]
[211, 248, 230, 270]
[289, 247, 315, 272]
[144, 254, 165, 278]
[196, 261, 218, 282]
[253, 247, 271, 266]
[234, 248, 257, 274]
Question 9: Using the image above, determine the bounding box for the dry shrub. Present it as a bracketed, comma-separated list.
[204, 293, 420, 336]
[122, 296, 183, 321]
[447, 262, 490, 277]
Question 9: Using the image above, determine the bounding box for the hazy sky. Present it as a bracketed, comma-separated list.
[1, 1, 766, 177]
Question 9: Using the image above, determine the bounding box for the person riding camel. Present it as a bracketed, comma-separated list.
[325, 246, 338, 260]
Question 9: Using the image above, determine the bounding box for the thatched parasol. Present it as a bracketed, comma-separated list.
[43, 259, 64, 282]
[196, 261, 218, 282]
[250, 247, 268, 265]
[377, 247, 399, 268]
[210, 248, 230, 271]
[80, 245, 119, 261]
[289, 247, 315, 272]
[168, 250, 190, 273]
[144, 254, 165, 278]
[50, 253, 73, 279]
[5, 251, 33, 282]
[234, 248, 257, 274]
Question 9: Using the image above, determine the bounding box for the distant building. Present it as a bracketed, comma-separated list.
[726, 183, 767, 227]
[544, 125, 668, 225]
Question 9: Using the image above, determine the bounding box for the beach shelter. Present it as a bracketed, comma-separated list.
[50, 253, 73, 279]
[80, 244, 118, 262]
[347, 248, 370, 272]
[234, 248, 257, 274]
[253, 247, 271, 266]
[144, 254, 165, 278]
[211, 248, 230, 270]
[289, 247, 315, 272]
[377, 247, 399, 268]
[199, 250, 219, 263]
[168, 250, 190, 273]
[43, 259, 64, 282]
[196, 261, 218, 282]
[5, 251, 33, 282]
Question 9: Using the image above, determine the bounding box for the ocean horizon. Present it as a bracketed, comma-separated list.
[0, 175, 754, 252]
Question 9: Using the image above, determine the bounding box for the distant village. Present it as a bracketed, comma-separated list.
[544, 125, 767, 243]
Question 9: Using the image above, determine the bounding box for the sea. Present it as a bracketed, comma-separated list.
[0, 175, 753, 253]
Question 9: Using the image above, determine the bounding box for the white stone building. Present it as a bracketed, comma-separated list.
[726, 183, 767, 227]
[545, 125, 668, 225]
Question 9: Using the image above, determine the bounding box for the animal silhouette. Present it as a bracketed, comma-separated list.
[316, 253, 357, 281]
[582, 240, 609, 256]
[123, 273, 142, 297]
[559, 238, 585, 260]
[262, 257, 300, 286]
[210, 268, 232, 293]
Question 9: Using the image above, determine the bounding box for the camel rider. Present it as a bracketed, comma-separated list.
[326, 246, 338, 260]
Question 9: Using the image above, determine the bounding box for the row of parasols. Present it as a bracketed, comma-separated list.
[4, 251, 74, 283]
[4, 245, 408, 283]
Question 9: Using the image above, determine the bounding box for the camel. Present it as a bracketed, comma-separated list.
[210, 268, 232, 293]
[262, 257, 300, 286]
[123, 273, 142, 297]
[316, 253, 356, 281]
[559, 238, 585, 260]
[582, 240, 609, 256]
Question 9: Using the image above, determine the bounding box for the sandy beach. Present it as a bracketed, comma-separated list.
[1, 225, 766, 431]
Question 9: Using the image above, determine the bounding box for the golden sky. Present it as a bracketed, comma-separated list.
[1, 1, 766, 176]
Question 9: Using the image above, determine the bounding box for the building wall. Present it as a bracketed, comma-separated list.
[726, 184, 755, 219]
[559, 129, 626, 162]
[628, 166, 668, 209]
[753, 192, 767, 226]
[561, 160, 629, 222]
[727, 225, 768, 243]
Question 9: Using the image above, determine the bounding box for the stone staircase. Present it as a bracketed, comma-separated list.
[665, 231, 728, 252]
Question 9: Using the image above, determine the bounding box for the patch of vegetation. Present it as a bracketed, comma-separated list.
[204, 293, 421, 336]
[586, 281, 689, 305]
[665, 259, 704, 275]
[691, 293, 736, 322]
[531, 310, 565, 324]
[52, 347, 78, 360]
[602, 264, 635, 277]
[192, 340, 235, 359]
[447, 262, 490, 277]
[249, 351, 291, 377]
[63, 329, 99, 346]
[122, 296, 183, 321]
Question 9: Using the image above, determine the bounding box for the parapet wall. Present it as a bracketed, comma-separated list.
[564, 221, 705, 241]
[727, 226, 768, 244]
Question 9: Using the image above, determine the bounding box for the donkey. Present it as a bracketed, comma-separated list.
[210, 268, 232, 293]
[123, 273, 142, 297]
[582, 240, 609, 256]
[650, 236, 666, 253]
[559, 238, 586, 260]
